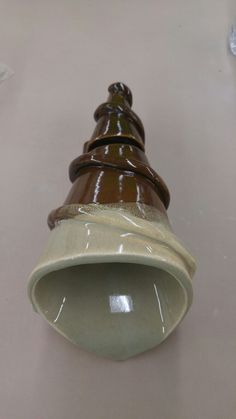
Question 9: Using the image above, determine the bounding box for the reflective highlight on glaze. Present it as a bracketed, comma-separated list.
[109, 295, 134, 313]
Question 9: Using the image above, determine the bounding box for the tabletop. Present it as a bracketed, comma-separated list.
[0, 1, 236, 418]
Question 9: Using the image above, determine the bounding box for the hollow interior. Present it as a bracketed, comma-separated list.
[33, 263, 187, 360]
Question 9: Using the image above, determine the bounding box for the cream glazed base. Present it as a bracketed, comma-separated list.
[28, 203, 196, 360]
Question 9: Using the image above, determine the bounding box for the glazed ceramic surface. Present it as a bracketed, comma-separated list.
[29, 203, 195, 359]
[28, 80, 196, 359]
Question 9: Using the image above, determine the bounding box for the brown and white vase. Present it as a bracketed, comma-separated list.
[28, 82, 196, 360]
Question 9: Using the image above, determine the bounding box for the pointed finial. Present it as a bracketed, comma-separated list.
[83, 82, 145, 152]
[107, 82, 133, 107]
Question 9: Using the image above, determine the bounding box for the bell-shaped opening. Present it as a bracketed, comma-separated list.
[33, 263, 188, 360]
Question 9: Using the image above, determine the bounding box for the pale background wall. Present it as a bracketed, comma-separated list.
[1, 1, 236, 418]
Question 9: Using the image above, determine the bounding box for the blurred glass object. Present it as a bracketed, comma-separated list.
[0, 63, 14, 84]
[229, 25, 236, 56]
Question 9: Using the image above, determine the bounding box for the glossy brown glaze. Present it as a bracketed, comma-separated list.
[48, 82, 170, 229]
[85, 82, 145, 152]
[47, 167, 167, 229]
[66, 167, 166, 209]
[69, 143, 170, 208]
